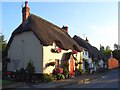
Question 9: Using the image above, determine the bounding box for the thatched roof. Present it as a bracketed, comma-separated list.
[73, 35, 103, 59]
[6, 14, 83, 53]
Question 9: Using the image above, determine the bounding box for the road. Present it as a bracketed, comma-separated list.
[4, 69, 119, 90]
[62, 69, 119, 88]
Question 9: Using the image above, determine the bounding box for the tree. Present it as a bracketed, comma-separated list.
[113, 49, 120, 68]
[26, 60, 35, 82]
[0, 35, 7, 58]
[100, 45, 104, 52]
[114, 43, 118, 50]
[100, 45, 112, 62]
[112, 50, 120, 60]
[1, 35, 8, 73]
[106, 46, 111, 51]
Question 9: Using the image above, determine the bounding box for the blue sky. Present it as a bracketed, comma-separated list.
[2, 2, 118, 50]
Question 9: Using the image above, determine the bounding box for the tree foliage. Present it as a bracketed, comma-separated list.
[0, 35, 7, 58]
[112, 43, 120, 63]
[112, 50, 120, 61]
[105, 46, 111, 51]
[26, 60, 35, 75]
[100, 45, 112, 61]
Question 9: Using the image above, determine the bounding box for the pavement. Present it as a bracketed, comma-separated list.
[2, 70, 111, 89]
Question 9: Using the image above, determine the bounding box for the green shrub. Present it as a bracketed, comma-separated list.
[63, 68, 69, 79]
[55, 74, 65, 80]
[77, 69, 85, 75]
[63, 68, 69, 75]
[60, 74, 65, 79]
[26, 60, 35, 75]
[42, 74, 54, 82]
[16, 68, 26, 75]
[52, 67, 63, 75]
[14, 68, 26, 82]
[25, 60, 35, 82]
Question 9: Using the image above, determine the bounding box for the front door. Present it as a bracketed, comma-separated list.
[69, 59, 75, 77]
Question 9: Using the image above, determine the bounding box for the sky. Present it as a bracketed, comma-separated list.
[1, 1, 118, 50]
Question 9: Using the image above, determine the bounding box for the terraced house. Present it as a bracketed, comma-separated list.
[6, 2, 103, 77]
[73, 35, 104, 73]
[6, 1, 84, 76]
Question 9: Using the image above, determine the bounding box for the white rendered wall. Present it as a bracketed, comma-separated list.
[7, 31, 43, 73]
[43, 45, 72, 74]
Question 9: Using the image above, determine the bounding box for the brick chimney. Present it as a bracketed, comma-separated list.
[62, 25, 68, 33]
[22, 1, 30, 26]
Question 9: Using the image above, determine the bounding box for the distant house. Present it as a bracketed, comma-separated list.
[108, 52, 119, 69]
[73, 35, 104, 72]
[6, 2, 83, 75]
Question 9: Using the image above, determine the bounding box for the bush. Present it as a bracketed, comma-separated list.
[55, 74, 65, 80]
[60, 74, 65, 79]
[42, 73, 54, 82]
[63, 62, 69, 68]
[63, 68, 69, 79]
[52, 68, 63, 75]
[14, 68, 26, 82]
[26, 60, 35, 75]
[77, 69, 85, 75]
[14, 68, 26, 75]
[25, 60, 35, 82]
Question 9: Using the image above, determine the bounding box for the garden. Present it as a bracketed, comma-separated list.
[2, 59, 86, 85]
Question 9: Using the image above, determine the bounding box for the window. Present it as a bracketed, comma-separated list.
[55, 59, 60, 68]
[83, 52, 84, 55]
[85, 51, 87, 55]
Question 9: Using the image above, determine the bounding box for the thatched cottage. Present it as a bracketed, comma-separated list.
[6, 2, 84, 75]
[73, 35, 104, 72]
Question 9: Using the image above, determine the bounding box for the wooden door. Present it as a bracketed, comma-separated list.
[69, 59, 75, 77]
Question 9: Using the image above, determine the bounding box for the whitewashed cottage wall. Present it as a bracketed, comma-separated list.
[43, 45, 72, 74]
[82, 50, 89, 60]
[7, 31, 43, 73]
[75, 50, 89, 70]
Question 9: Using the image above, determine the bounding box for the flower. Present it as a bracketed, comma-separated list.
[57, 48, 62, 53]
[5, 72, 12, 75]
[51, 47, 62, 53]
[72, 50, 78, 54]
[59, 68, 63, 74]
[52, 67, 63, 75]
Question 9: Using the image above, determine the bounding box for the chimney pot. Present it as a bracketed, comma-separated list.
[85, 37, 89, 43]
[62, 26, 68, 33]
[25, 1, 29, 7]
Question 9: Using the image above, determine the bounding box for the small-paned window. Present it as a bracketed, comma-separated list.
[55, 59, 60, 68]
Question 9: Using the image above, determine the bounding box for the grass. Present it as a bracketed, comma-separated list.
[1, 79, 16, 86]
